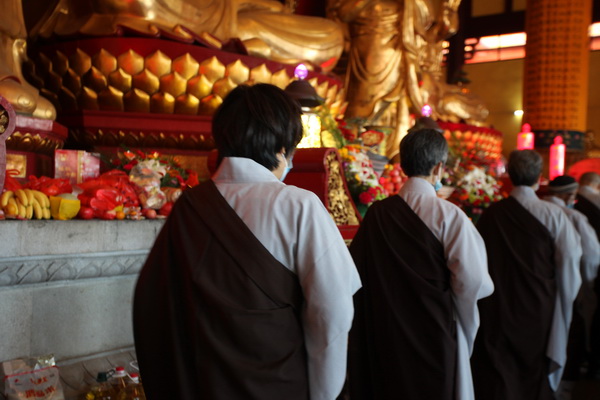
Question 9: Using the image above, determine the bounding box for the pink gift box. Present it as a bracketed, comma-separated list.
[54, 149, 101, 185]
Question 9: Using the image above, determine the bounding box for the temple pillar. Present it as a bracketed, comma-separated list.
[523, 0, 592, 175]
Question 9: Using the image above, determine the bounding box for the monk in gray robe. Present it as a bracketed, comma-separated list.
[134, 84, 361, 400]
[472, 150, 582, 400]
[348, 128, 494, 400]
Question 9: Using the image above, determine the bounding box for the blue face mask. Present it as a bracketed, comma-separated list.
[566, 202, 575, 209]
[433, 180, 443, 192]
[280, 155, 293, 182]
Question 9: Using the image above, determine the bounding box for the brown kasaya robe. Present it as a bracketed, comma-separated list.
[133, 180, 308, 400]
[348, 195, 457, 400]
[575, 194, 600, 238]
[575, 194, 600, 374]
[472, 197, 556, 400]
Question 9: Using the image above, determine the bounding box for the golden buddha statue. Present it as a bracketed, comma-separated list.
[416, 0, 488, 124]
[0, 0, 56, 119]
[25, 0, 344, 73]
[328, 0, 488, 158]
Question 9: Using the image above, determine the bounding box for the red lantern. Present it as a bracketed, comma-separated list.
[549, 136, 566, 180]
[517, 123, 534, 150]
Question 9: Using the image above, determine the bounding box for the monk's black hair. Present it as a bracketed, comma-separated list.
[507, 150, 542, 186]
[399, 128, 448, 177]
[212, 83, 303, 171]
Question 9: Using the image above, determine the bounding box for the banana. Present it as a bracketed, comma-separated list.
[26, 204, 33, 219]
[32, 190, 50, 208]
[1, 190, 13, 207]
[15, 189, 28, 207]
[31, 199, 43, 220]
[42, 207, 51, 220]
[5, 197, 18, 217]
[23, 189, 34, 206]
[16, 199, 27, 219]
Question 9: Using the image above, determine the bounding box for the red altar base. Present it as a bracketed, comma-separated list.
[6, 115, 68, 179]
[57, 110, 216, 181]
[59, 110, 214, 151]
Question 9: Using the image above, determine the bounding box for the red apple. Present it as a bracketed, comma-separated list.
[143, 208, 157, 219]
[78, 206, 94, 220]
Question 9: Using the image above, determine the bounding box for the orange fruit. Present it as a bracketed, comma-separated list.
[115, 210, 126, 220]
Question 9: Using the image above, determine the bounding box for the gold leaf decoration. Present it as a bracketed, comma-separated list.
[250, 64, 272, 84]
[108, 68, 132, 93]
[271, 69, 291, 89]
[326, 84, 338, 107]
[45, 70, 63, 93]
[92, 49, 118, 76]
[151, 92, 175, 114]
[30, 45, 347, 120]
[69, 48, 92, 76]
[51, 50, 69, 77]
[82, 66, 108, 93]
[63, 68, 82, 95]
[145, 50, 172, 78]
[329, 100, 342, 118]
[225, 59, 249, 85]
[187, 74, 212, 100]
[78, 86, 99, 110]
[198, 94, 223, 116]
[132, 69, 160, 95]
[198, 56, 225, 83]
[175, 93, 200, 115]
[6, 132, 64, 155]
[212, 77, 236, 100]
[59, 87, 77, 112]
[117, 49, 144, 76]
[173, 53, 199, 80]
[36, 53, 52, 79]
[160, 71, 187, 97]
[316, 80, 329, 100]
[326, 152, 360, 226]
[124, 88, 150, 113]
[98, 86, 124, 111]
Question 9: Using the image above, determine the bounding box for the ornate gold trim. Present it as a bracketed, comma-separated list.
[29, 42, 345, 118]
[326, 152, 360, 226]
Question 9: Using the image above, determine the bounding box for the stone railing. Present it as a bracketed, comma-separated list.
[0, 219, 164, 399]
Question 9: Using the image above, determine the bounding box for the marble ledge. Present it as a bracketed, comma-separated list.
[0, 219, 165, 286]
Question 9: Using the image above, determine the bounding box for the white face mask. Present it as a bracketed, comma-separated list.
[280, 155, 293, 182]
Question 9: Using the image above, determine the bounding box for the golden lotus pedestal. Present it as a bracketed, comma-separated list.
[22, 36, 346, 179]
